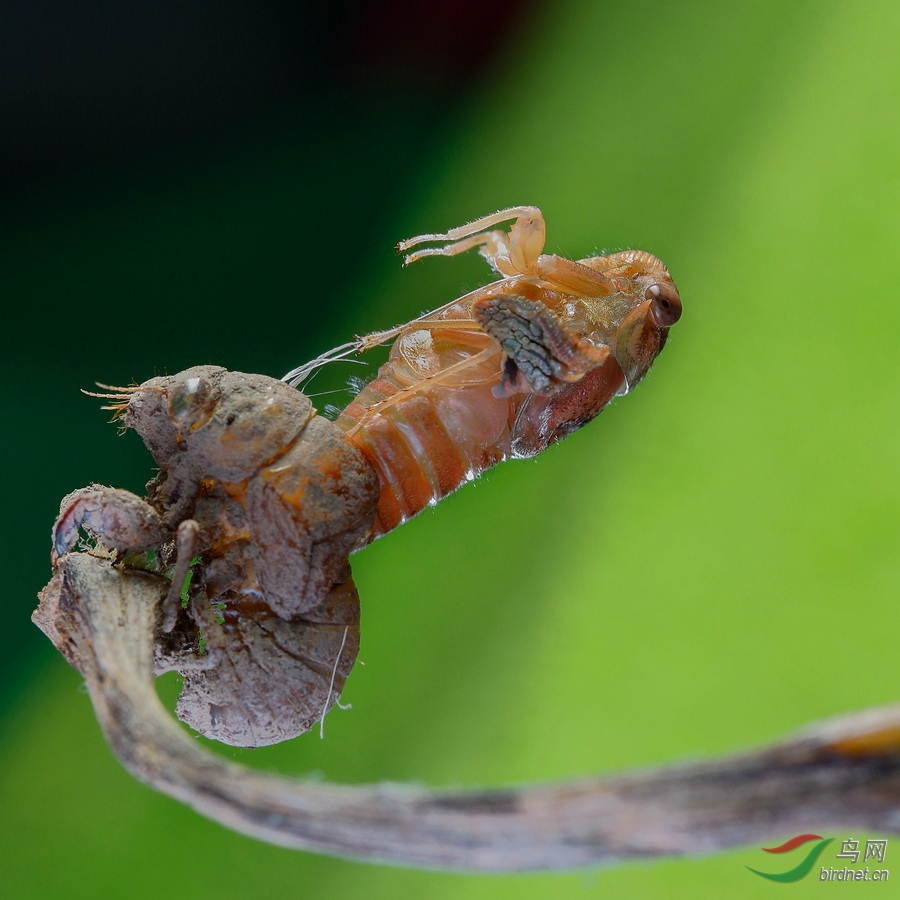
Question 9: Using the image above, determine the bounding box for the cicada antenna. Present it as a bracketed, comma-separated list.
[81, 382, 162, 426]
[81, 382, 138, 415]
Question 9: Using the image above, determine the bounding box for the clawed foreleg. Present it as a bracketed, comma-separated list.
[51, 485, 170, 564]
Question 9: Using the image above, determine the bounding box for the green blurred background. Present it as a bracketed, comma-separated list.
[2, 1, 899, 896]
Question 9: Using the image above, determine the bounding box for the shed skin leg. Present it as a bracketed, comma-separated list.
[51, 485, 170, 564]
[160, 519, 201, 633]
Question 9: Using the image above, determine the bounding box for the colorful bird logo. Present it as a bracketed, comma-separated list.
[747, 834, 834, 882]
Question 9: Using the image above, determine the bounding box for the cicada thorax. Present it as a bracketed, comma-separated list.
[334, 285, 630, 540]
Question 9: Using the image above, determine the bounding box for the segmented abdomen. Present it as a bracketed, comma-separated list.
[335, 336, 512, 539]
[335, 324, 627, 541]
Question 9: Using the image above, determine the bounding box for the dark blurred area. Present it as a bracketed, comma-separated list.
[0, 0, 534, 711]
[1, 0, 531, 195]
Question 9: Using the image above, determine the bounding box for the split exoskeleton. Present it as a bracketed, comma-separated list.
[52, 369, 378, 748]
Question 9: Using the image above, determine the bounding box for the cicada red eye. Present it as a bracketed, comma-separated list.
[646, 282, 682, 327]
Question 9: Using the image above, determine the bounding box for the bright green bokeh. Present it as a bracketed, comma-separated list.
[3, 1, 899, 897]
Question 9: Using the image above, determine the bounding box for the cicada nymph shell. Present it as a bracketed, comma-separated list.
[50, 366, 378, 747]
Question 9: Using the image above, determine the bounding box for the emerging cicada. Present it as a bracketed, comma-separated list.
[286, 206, 682, 538]
[43, 207, 680, 749]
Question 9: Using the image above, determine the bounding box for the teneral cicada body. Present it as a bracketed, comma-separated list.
[292, 207, 682, 539]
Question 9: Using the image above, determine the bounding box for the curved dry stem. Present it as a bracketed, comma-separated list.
[34, 553, 900, 872]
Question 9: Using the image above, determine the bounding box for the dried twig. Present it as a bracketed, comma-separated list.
[34, 552, 900, 872]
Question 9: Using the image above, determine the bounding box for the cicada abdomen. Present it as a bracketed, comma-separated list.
[326, 207, 682, 540]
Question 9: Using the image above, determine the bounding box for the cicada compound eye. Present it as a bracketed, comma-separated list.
[167, 375, 216, 427]
[646, 282, 682, 327]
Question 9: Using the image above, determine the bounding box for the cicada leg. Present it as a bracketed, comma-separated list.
[160, 519, 201, 633]
[532, 254, 617, 297]
[356, 316, 484, 353]
[354, 272, 550, 354]
[51, 485, 170, 564]
[286, 292, 503, 387]
[398, 205, 546, 277]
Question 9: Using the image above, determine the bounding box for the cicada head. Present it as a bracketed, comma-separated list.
[120, 366, 315, 482]
[582, 250, 682, 391]
[111, 367, 225, 468]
